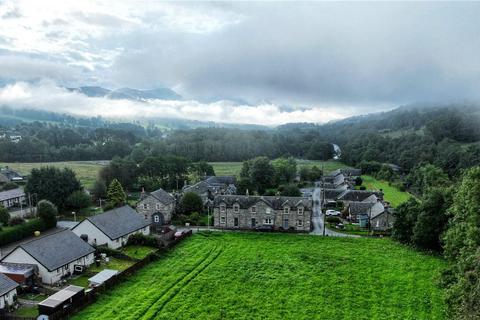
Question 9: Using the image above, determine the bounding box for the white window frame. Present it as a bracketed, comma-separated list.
[251, 206, 256, 213]
[220, 216, 226, 224]
[220, 204, 226, 213]
[264, 218, 273, 225]
[266, 207, 271, 214]
[283, 207, 290, 214]
[233, 204, 240, 213]
[298, 219, 303, 226]
[156, 203, 161, 210]
[154, 215, 160, 223]
[298, 207, 304, 215]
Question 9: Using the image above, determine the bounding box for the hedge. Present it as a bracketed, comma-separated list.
[0, 218, 47, 246]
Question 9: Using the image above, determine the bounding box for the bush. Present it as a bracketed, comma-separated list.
[8, 217, 25, 226]
[180, 193, 203, 214]
[0, 219, 46, 246]
[359, 186, 366, 190]
[66, 190, 92, 210]
[1, 182, 18, 191]
[0, 205, 10, 225]
[37, 200, 58, 228]
[126, 233, 157, 247]
[326, 216, 341, 223]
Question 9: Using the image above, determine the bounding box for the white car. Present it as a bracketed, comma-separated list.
[326, 209, 341, 216]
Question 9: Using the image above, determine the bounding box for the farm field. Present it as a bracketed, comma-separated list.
[210, 160, 348, 177]
[362, 175, 412, 207]
[0, 161, 105, 189]
[74, 232, 445, 320]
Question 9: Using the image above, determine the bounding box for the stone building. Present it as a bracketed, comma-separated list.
[213, 195, 312, 232]
[136, 188, 176, 228]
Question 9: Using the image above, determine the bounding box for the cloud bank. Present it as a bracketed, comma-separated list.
[0, 82, 352, 126]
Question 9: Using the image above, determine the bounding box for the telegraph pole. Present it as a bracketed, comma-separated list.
[322, 164, 326, 236]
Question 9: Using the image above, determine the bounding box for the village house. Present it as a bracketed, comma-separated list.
[0, 230, 95, 285]
[183, 176, 237, 204]
[346, 193, 394, 230]
[213, 195, 312, 232]
[0, 188, 26, 209]
[72, 205, 150, 249]
[136, 188, 176, 230]
[0, 273, 18, 311]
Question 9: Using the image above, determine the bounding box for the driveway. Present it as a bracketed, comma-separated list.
[310, 186, 358, 237]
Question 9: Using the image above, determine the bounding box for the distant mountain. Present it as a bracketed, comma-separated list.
[68, 86, 182, 101]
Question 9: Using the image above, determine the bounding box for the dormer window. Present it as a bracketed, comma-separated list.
[283, 207, 290, 214]
[298, 207, 304, 215]
[251, 206, 256, 213]
[233, 204, 240, 213]
[220, 204, 226, 212]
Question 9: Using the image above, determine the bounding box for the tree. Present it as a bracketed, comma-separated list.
[249, 157, 275, 194]
[354, 176, 363, 186]
[391, 198, 421, 244]
[192, 161, 215, 179]
[442, 167, 480, 319]
[412, 188, 451, 251]
[66, 190, 92, 210]
[279, 184, 301, 197]
[180, 192, 203, 215]
[91, 179, 107, 200]
[25, 167, 82, 211]
[37, 200, 57, 228]
[106, 179, 126, 209]
[271, 157, 297, 185]
[406, 164, 449, 196]
[0, 205, 10, 225]
[99, 157, 137, 190]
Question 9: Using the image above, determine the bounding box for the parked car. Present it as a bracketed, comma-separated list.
[326, 209, 341, 216]
[255, 225, 273, 232]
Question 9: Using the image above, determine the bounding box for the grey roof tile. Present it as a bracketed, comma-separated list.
[0, 273, 18, 296]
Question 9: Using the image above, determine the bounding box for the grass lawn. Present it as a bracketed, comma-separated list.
[13, 305, 39, 317]
[121, 245, 158, 260]
[210, 160, 348, 178]
[19, 293, 48, 302]
[69, 257, 137, 288]
[74, 232, 446, 320]
[0, 161, 105, 189]
[362, 175, 412, 207]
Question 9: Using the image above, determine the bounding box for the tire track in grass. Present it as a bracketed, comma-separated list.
[141, 238, 224, 320]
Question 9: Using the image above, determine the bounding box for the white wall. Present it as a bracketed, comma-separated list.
[2, 247, 94, 285]
[0, 289, 17, 309]
[73, 220, 150, 249]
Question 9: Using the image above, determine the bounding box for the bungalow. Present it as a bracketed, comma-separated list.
[72, 205, 150, 249]
[0, 273, 18, 311]
[0, 230, 95, 285]
[0, 188, 26, 209]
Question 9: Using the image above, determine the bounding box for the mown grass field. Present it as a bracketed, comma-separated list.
[210, 160, 348, 177]
[74, 232, 445, 320]
[0, 161, 105, 189]
[362, 175, 412, 207]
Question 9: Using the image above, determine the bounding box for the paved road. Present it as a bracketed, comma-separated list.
[310, 186, 358, 237]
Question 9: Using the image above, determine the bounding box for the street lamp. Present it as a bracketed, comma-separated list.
[72, 211, 76, 222]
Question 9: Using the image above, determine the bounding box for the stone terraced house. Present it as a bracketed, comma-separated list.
[213, 195, 312, 232]
[136, 188, 176, 228]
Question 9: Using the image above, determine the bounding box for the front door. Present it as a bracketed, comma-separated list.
[251, 218, 256, 227]
[283, 218, 289, 229]
[234, 217, 239, 227]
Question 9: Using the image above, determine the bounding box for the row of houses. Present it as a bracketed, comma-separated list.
[0, 205, 150, 288]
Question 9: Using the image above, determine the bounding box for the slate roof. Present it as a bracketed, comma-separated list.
[322, 188, 348, 201]
[149, 188, 175, 205]
[0, 173, 9, 184]
[205, 176, 237, 186]
[349, 201, 385, 218]
[0, 273, 18, 296]
[183, 181, 213, 195]
[214, 195, 312, 210]
[340, 168, 362, 176]
[3, 230, 95, 272]
[0, 188, 25, 202]
[84, 205, 150, 240]
[338, 190, 375, 202]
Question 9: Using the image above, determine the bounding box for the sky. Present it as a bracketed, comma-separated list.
[0, 1, 479, 125]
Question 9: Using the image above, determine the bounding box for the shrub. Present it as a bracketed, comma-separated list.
[127, 233, 158, 247]
[1, 182, 18, 191]
[0, 219, 46, 246]
[326, 216, 341, 223]
[37, 200, 58, 228]
[66, 190, 92, 210]
[0, 205, 10, 225]
[8, 217, 25, 226]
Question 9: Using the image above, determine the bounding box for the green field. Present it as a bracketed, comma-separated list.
[74, 232, 445, 320]
[210, 160, 348, 178]
[362, 175, 412, 207]
[0, 161, 105, 189]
